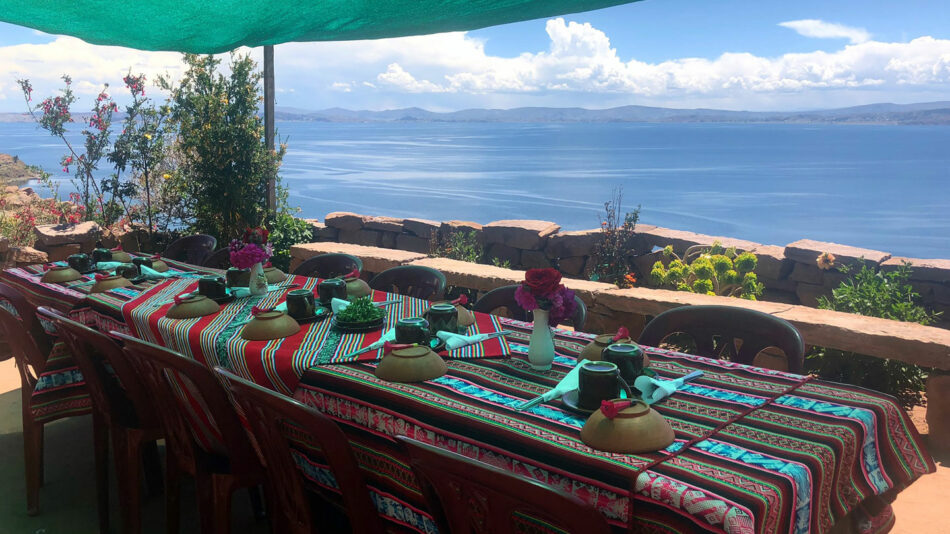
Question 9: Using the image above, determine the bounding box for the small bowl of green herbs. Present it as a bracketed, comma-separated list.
[333, 296, 386, 333]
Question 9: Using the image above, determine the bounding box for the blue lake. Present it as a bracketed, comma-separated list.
[2, 121, 948, 258]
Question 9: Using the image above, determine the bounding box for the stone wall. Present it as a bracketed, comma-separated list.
[304, 212, 950, 327]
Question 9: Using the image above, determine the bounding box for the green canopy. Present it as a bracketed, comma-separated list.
[0, 0, 637, 53]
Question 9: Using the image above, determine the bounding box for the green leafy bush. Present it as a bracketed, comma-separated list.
[588, 187, 640, 287]
[649, 242, 763, 300]
[266, 212, 312, 271]
[429, 229, 510, 269]
[806, 262, 940, 407]
[158, 53, 285, 242]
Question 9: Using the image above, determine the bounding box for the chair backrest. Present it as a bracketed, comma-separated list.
[115, 333, 261, 474]
[0, 307, 43, 391]
[214, 368, 383, 534]
[368, 265, 446, 300]
[291, 253, 362, 279]
[202, 248, 232, 270]
[37, 307, 155, 428]
[0, 282, 51, 368]
[163, 234, 218, 265]
[397, 436, 611, 534]
[637, 305, 805, 373]
[472, 284, 589, 330]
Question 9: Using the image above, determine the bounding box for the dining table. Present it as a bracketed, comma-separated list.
[0, 258, 935, 534]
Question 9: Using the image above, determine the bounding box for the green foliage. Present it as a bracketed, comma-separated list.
[266, 212, 312, 271]
[589, 187, 640, 287]
[806, 263, 940, 407]
[429, 229, 510, 268]
[336, 296, 384, 323]
[158, 53, 285, 243]
[649, 242, 763, 299]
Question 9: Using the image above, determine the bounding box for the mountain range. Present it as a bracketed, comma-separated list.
[3, 101, 950, 125]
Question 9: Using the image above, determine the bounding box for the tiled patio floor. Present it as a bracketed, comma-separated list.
[0, 359, 945, 533]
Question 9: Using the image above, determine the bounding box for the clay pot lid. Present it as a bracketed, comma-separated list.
[251, 310, 283, 320]
[594, 333, 632, 345]
[603, 399, 651, 419]
[179, 294, 209, 304]
[98, 274, 123, 281]
[391, 346, 432, 358]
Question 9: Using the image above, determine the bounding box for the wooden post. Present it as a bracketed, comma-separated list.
[264, 45, 276, 213]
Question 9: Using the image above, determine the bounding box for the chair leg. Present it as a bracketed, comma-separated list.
[112, 429, 143, 534]
[37, 423, 46, 488]
[249, 485, 267, 520]
[143, 440, 164, 497]
[196, 472, 234, 534]
[164, 451, 181, 534]
[22, 418, 41, 516]
[93, 414, 110, 534]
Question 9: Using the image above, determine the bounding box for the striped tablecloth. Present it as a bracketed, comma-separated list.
[118, 274, 511, 394]
[295, 319, 934, 534]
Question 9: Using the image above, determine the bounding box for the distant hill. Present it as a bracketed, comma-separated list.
[272, 101, 950, 125]
[4, 101, 950, 125]
[0, 153, 39, 185]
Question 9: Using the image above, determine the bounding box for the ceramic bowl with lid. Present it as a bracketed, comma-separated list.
[90, 274, 133, 294]
[263, 265, 286, 284]
[579, 399, 675, 454]
[110, 250, 133, 263]
[240, 309, 301, 341]
[40, 265, 82, 284]
[165, 294, 220, 319]
[374, 345, 447, 383]
[580, 333, 633, 362]
[345, 276, 372, 300]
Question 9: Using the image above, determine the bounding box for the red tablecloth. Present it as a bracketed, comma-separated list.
[295, 318, 935, 534]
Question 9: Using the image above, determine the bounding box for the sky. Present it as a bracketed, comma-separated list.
[2, 0, 950, 112]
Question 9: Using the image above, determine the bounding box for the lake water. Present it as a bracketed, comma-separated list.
[2, 121, 948, 258]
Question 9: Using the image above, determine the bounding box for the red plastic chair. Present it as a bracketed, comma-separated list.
[473, 284, 589, 330]
[214, 368, 384, 534]
[369, 265, 446, 300]
[163, 234, 218, 266]
[115, 333, 266, 534]
[37, 307, 162, 534]
[0, 283, 92, 517]
[638, 305, 805, 373]
[291, 252, 363, 279]
[398, 435, 612, 534]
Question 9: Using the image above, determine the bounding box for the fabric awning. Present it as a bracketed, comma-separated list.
[0, 0, 638, 53]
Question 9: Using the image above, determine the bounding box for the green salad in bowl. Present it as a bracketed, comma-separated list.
[335, 296, 385, 327]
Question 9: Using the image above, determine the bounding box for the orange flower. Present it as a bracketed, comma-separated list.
[816, 252, 836, 270]
[624, 273, 637, 285]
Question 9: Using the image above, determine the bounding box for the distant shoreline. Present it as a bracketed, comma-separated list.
[3, 100, 950, 125]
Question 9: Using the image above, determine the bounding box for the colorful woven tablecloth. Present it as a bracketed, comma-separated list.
[119, 274, 511, 394]
[295, 318, 934, 534]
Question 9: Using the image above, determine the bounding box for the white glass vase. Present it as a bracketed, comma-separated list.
[248, 262, 268, 296]
[527, 308, 555, 370]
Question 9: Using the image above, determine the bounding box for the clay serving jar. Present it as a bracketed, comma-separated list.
[110, 249, 133, 263]
[226, 267, 251, 288]
[115, 263, 140, 280]
[241, 309, 301, 341]
[345, 276, 371, 300]
[374, 345, 447, 383]
[90, 274, 133, 294]
[581, 333, 633, 362]
[579, 399, 675, 454]
[67, 253, 94, 273]
[165, 294, 220, 319]
[91, 248, 113, 264]
[263, 265, 286, 284]
[40, 265, 82, 284]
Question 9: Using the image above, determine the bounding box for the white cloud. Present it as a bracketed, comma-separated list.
[2, 19, 949, 112]
[779, 19, 871, 44]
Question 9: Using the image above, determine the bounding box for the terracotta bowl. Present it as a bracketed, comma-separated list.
[111, 251, 133, 263]
[581, 334, 631, 362]
[374, 345, 447, 383]
[345, 277, 372, 300]
[90, 274, 133, 294]
[263, 266, 286, 284]
[166, 294, 220, 319]
[241, 310, 301, 341]
[579, 399, 675, 454]
[151, 259, 169, 273]
[40, 265, 82, 284]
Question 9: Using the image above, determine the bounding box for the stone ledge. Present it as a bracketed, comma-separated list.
[407, 257, 524, 292]
[881, 257, 950, 283]
[363, 216, 404, 232]
[636, 226, 763, 256]
[289, 242, 425, 274]
[596, 286, 950, 369]
[34, 221, 100, 247]
[545, 229, 601, 259]
[324, 212, 364, 231]
[483, 220, 560, 250]
[403, 218, 440, 239]
[785, 239, 891, 267]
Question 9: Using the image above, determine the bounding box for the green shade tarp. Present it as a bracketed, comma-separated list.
[0, 0, 637, 53]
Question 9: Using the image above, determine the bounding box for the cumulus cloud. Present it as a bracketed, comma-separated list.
[778, 19, 871, 44]
[1, 18, 949, 112]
